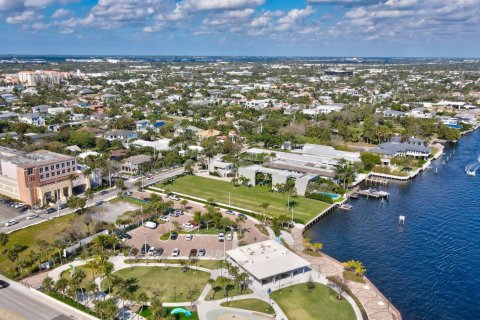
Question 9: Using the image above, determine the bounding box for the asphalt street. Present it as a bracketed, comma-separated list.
[0, 275, 95, 320]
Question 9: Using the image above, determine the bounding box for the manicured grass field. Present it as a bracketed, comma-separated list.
[61, 265, 96, 288]
[271, 283, 356, 320]
[124, 259, 224, 270]
[205, 276, 252, 301]
[0, 214, 86, 278]
[157, 176, 330, 223]
[220, 298, 275, 315]
[101, 266, 210, 302]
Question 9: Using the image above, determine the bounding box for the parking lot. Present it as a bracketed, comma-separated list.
[0, 202, 25, 223]
[124, 195, 270, 258]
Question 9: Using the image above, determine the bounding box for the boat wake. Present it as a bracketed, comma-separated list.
[465, 156, 480, 176]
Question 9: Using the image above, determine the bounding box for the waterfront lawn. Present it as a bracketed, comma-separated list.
[271, 283, 356, 320]
[101, 267, 210, 302]
[156, 175, 330, 223]
[220, 298, 275, 315]
[0, 214, 86, 278]
[343, 271, 366, 284]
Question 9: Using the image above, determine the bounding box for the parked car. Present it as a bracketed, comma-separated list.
[140, 243, 150, 255]
[160, 216, 170, 222]
[99, 190, 108, 195]
[118, 233, 132, 240]
[226, 210, 236, 215]
[169, 194, 180, 201]
[18, 206, 29, 213]
[218, 232, 225, 242]
[169, 211, 180, 218]
[0, 280, 9, 289]
[170, 232, 178, 240]
[148, 247, 157, 256]
[5, 220, 17, 227]
[59, 203, 68, 209]
[183, 222, 194, 229]
[189, 249, 198, 257]
[26, 214, 38, 220]
[237, 213, 247, 220]
[45, 207, 56, 214]
[185, 234, 193, 241]
[144, 221, 157, 229]
[94, 200, 103, 206]
[172, 248, 180, 257]
[198, 248, 206, 256]
[174, 209, 183, 215]
[227, 233, 233, 241]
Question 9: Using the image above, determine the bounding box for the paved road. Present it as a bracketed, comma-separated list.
[0, 275, 96, 320]
[0, 167, 184, 234]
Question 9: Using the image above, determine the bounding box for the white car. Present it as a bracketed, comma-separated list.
[174, 209, 183, 215]
[185, 234, 193, 241]
[5, 220, 17, 227]
[160, 216, 170, 222]
[148, 247, 156, 256]
[226, 233, 233, 241]
[26, 214, 39, 220]
[226, 210, 236, 215]
[169, 195, 180, 201]
[183, 222, 194, 229]
[172, 248, 180, 257]
[218, 232, 225, 241]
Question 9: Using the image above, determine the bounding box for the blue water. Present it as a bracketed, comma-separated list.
[305, 130, 480, 320]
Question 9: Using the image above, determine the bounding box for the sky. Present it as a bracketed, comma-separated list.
[0, 0, 479, 57]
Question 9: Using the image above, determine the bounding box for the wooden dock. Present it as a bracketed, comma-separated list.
[357, 189, 390, 199]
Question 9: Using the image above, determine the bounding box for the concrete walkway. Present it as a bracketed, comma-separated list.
[291, 227, 402, 320]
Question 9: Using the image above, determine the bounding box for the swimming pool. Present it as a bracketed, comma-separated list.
[319, 192, 340, 200]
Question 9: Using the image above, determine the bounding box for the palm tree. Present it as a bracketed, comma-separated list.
[150, 297, 166, 320]
[85, 188, 94, 204]
[55, 278, 68, 300]
[207, 278, 216, 299]
[180, 199, 188, 211]
[42, 276, 54, 292]
[137, 292, 148, 317]
[85, 281, 98, 305]
[237, 272, 249, 293]
[52, 239, 65, 265]
[92, 234, 110, 253]
[95, 298, 119, 320]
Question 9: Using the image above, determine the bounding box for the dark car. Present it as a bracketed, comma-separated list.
[99, 190, 108, 195]
[189, 249, 198, 257]
[18, 206, 30, 213]
[198, 248, 206, 256]
[237, 213, 247, 220]
[45, 207, 56, 214]
[119, 233, 132, 240]
[60, 203, 68, 209]
[140, 243, 150, 255]
[170, 232, 178, 240]
[0, 280, 9, 289]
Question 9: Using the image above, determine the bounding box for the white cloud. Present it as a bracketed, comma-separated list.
[178, 0, 265, 12]
[6, 10, 38, 24]
[52, 8, 71, 18]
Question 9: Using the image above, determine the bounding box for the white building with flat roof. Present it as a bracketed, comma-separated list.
[227, 240, 311, 285]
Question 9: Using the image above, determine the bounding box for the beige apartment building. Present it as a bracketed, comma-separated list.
[0, 147, 80, 206]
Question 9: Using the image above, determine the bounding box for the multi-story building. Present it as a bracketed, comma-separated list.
[17, 70, 69, 87]
[0, 147, 81, 206]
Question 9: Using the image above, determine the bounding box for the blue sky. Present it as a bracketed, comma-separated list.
[0, 0, 479, 57]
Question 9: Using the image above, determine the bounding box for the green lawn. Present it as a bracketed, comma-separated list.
[221, 298, 275, 315]
[0, 214, 87, 278]
[101, 266, 210, 302]
[205, 276, 252, 301]
[61, 265, 96, 288]
[157, 175, 330, 223]
[124, 259, 224, 269]
[271, 283, 356, 320]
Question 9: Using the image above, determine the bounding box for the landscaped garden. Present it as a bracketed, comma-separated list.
[156, 175, 330, 223]
[205, 276, 252, 301]
[101, 266, 211, 302]
[270, 283, 356, 320]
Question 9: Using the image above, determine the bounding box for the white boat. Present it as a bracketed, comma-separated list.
[467, 171, 476, 176]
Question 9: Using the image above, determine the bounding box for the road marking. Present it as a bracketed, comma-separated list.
[0, 308, 27, 320]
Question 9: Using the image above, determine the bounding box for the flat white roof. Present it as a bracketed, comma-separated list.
[227, 240, 310, 280]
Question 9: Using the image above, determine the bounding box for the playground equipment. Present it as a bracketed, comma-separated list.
[171, 308, 192, 317]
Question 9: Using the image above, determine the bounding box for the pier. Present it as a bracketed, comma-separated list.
[357, 189, 390, 199]
[365, 176, 389, 185]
